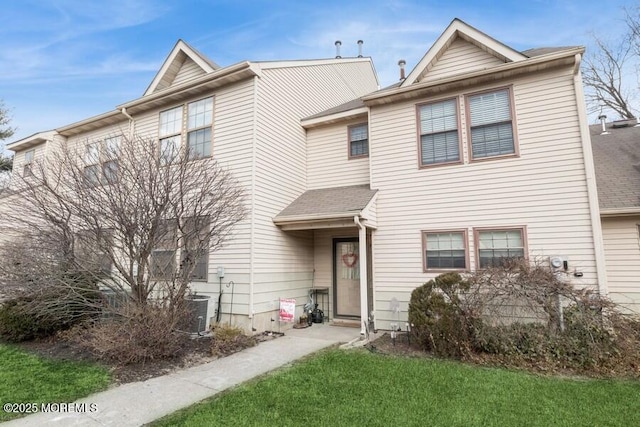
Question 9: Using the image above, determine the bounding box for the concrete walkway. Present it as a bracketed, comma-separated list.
[3, 324, 362, 427]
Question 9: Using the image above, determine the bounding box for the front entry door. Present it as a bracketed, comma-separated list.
[333, 238, 360, 318]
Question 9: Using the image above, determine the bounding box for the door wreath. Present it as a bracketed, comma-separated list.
[342, 252, 358, 268]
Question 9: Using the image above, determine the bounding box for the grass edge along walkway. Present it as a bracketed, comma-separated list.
[155, 348, 640, 427]
[0, 344, 111, 422]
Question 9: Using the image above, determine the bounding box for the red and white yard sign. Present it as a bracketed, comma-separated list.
[279, 298, 296, 322]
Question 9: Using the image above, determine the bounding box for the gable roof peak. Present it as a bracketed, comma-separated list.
[144, 39, 220, 96]
[401, 18, 527, 87]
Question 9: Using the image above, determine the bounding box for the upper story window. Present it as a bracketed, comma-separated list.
[159, 97, 214, 164]
[467, 88, 515, 160]
[159, 105, 183, 165]
[348, 123, 368, 158]
[476, 227, 525, 268]
[84, 136, 121, 186]
[418, 99, 460, 166]
[187, 97, 213, 160]
[23, 149, 34, 177]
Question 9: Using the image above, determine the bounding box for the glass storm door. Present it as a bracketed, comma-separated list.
[333, 238, 361, 318]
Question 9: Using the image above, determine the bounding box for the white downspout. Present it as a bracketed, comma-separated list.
[249, 75, 258, 324]
[120, 107, 135, 139]
[354, 215, 368, 337]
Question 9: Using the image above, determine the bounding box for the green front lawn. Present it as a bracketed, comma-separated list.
[156, 349, 640, 427]
[0, 344, 111, 421]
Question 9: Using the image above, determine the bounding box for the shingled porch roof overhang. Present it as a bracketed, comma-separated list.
[273, 185, 377, 230]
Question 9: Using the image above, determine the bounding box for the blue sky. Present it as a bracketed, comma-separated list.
[0, 0, 635, 147]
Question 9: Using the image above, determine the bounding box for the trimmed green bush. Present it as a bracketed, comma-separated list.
[408, 272, 478, 358]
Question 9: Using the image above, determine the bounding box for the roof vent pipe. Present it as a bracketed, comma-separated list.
[357, 40, 363, 57]
[598, 114, 609, 135]
[335, 40, 342, 58]
[398, 59, 406, 80]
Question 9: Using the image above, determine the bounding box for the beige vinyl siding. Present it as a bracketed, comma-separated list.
[307, 119, 370, 190]
[192, 79, 255, 316]
[421, 38, 505, 83]
[171, 57, 207, 86]
[602, 216, 640, 312]
[64, 80, 256, 317]
[369, 68, 598, 329]
[11, 142, 47, 181]
[251, 61, 378, 312]
[65, 122, 130, 153]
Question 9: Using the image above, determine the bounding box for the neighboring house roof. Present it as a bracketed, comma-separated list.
[274, 185, 377, 223]
[591, 121, 640, 213]
[522, 47, 580, 57]
[6, 130, 56, 152]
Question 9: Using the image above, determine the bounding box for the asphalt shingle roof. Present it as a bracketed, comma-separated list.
[275, 184, 377, 220]
[591, 122, 640, 210]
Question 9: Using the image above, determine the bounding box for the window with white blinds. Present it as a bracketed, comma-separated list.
[468, 89, 515, 159]
[419, 99, 460, 166]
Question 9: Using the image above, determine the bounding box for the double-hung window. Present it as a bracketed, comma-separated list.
[348, 124, 368, 158]
[419, 99, 460, 166]
[23, 149, 34, 177]
[84, 136, 121, 186]
[476, 228, 525, 268]
[76, 229, 113, 275]
[159, 97, 214, 162]
[467, 89, 515, 159]
[423, 230, 467, 270]
[180, 216, 210, 282]
[159, 106, 183, 165]
[102, 136, 120, 184]
[187, 97, 213, 160]
[151, 220, 178, 280]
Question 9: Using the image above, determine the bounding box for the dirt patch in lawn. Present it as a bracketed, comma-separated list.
[12, 331, 281, 385]
[366, 332, 428, 358]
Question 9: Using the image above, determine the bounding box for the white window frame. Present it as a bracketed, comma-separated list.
[159, 105, 183, 165]
[23, 149, 35, 177]
[159, 97, 214, 163]
[187, 97, 213, 160]
[84, 136, 121, 186]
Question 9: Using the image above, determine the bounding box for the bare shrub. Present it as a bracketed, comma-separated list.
[0, 134, 245, 319]
[211, 323, 256, 357]
[73, 302, 191, 365]
[409, 261, 640, 377]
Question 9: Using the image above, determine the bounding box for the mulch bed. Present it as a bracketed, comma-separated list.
[11, 331, 282, 385]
